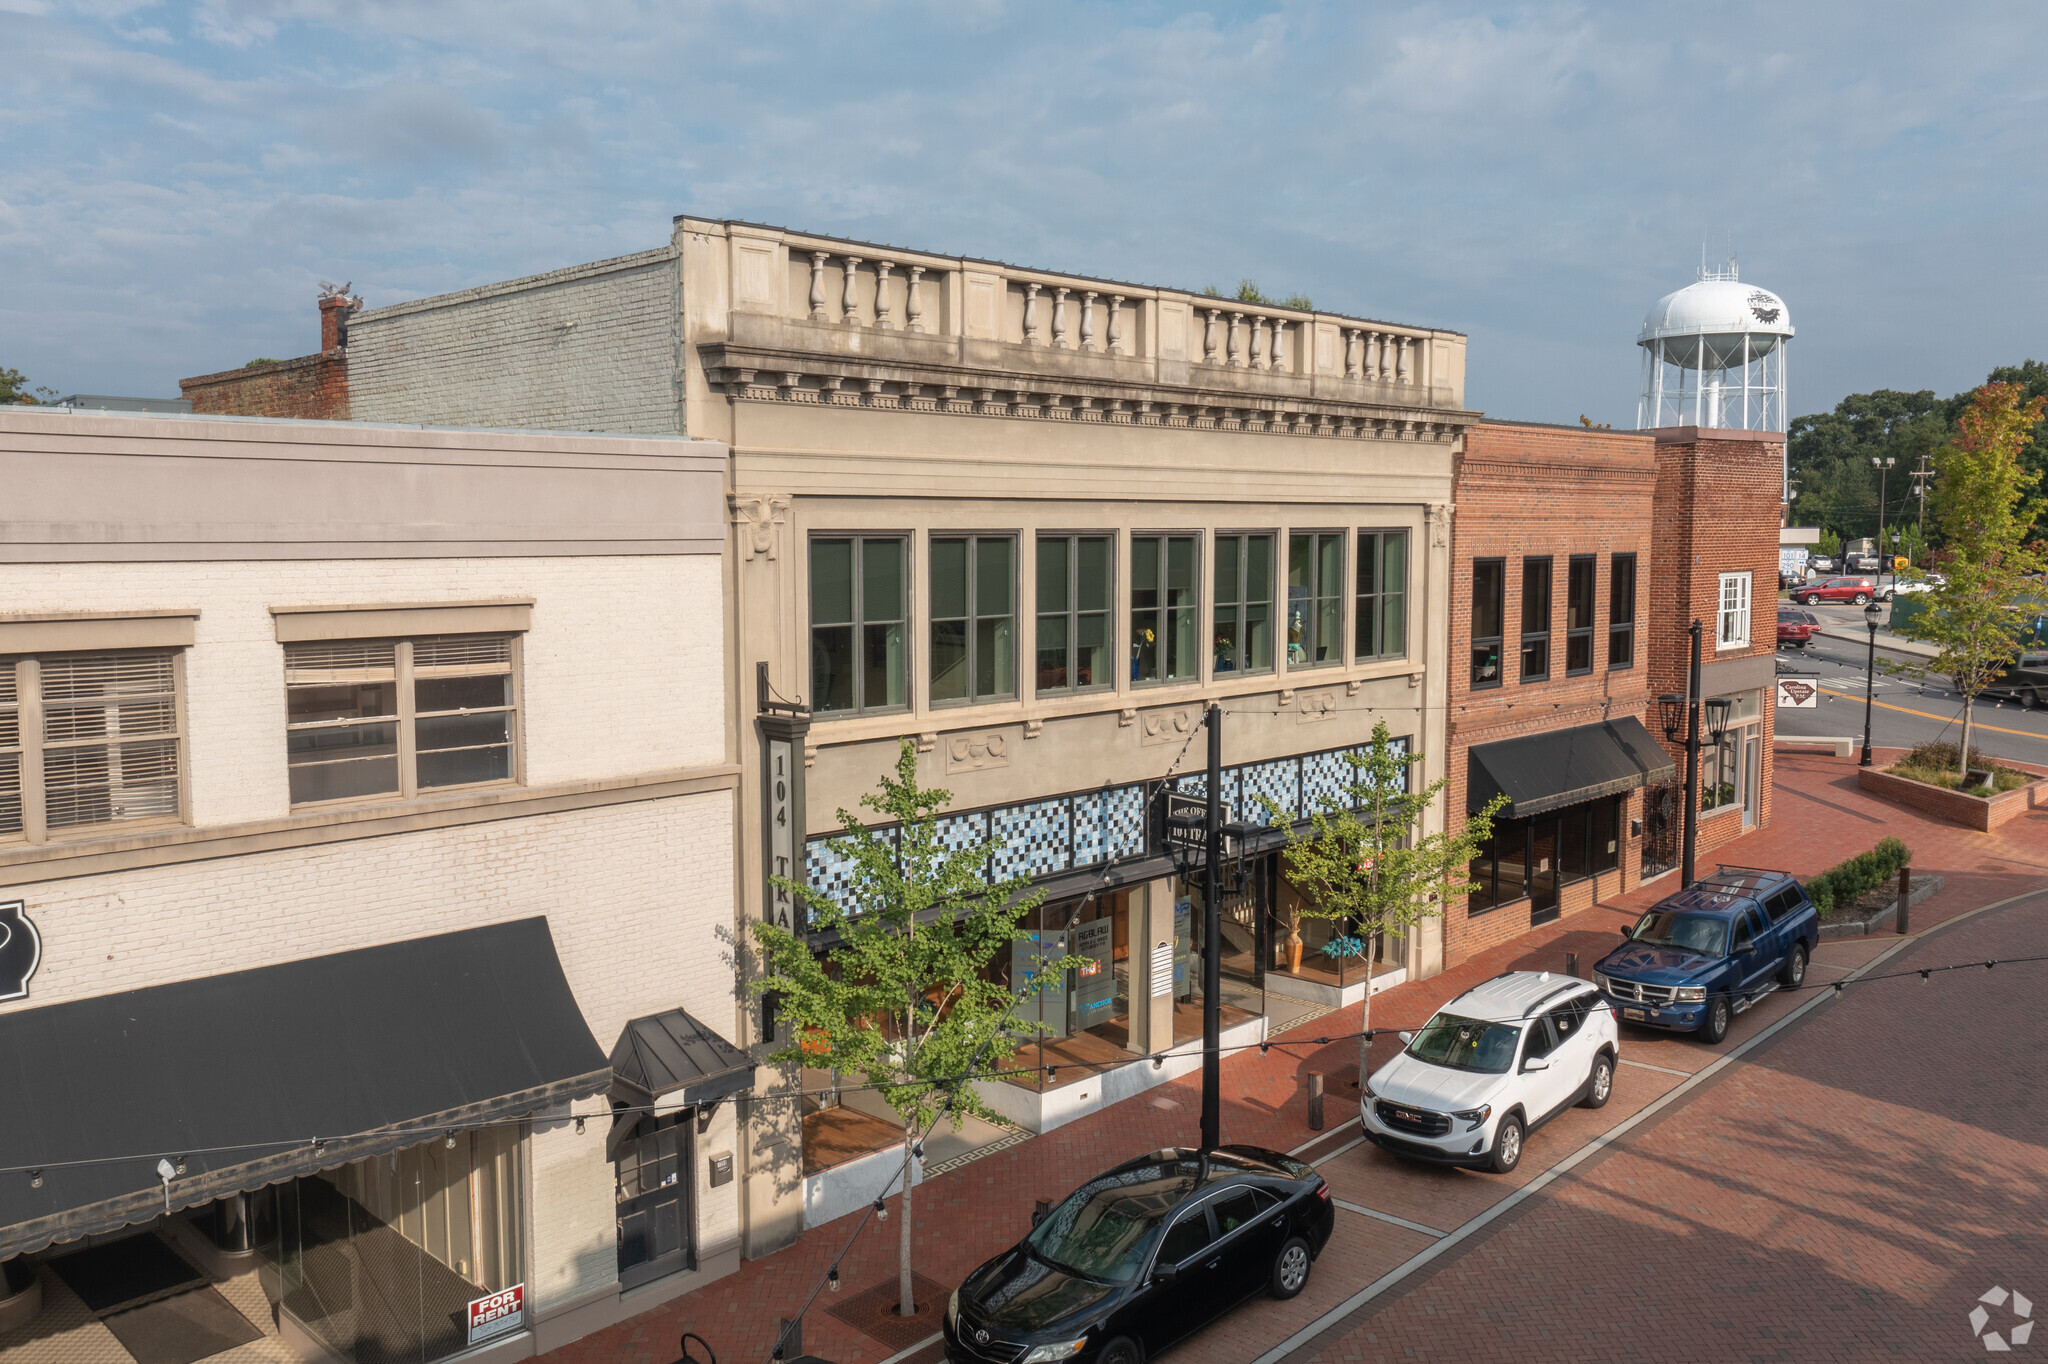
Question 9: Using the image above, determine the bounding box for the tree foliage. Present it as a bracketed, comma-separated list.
[0, 367, 56, 405]
[1894, 383, 2047, 772]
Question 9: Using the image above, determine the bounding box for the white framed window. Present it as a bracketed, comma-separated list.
[1717, 572, 1752, 649]
[0, 650, 185, 842]
[285, 634, 519, 805]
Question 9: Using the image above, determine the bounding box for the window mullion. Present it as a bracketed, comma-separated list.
[20, 658, 45, 845]
[396, 641, 418, 799]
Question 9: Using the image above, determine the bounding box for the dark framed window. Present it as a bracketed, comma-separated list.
[1609, 553, 1636, 669]
[1131, 535, 1200, 684]
[931, 536, 1016, 705]
[1286, 533, 1344, 667]
[1520, 556, 1552, 682]
[1565, 555, 1596, 676]
[810, 536, 907, 714]
[1036, 535, 1113, 694]
[1468, 796, 1622, 913]
[1471, 558, 1505, 688]
[1213, 534, 1275, 676]
[1355, 530, 1408, 662]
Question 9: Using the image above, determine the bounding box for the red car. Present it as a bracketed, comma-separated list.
[1777, 608, 1819, 648]
[1792, 576, 1877, 606]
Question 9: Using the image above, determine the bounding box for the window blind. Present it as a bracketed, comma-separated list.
[35, 651, 182, 831]
[0, 663, 19, 836]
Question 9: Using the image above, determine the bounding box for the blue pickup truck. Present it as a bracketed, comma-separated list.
[1592, 867, 1820, 1044]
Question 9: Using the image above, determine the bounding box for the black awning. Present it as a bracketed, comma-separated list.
[1468, 716, 1677, 819]
[0, 917, 609, 1260]
[609, 1008, 755, 1108]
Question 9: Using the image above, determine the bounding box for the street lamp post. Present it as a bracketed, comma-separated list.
[1200, 703, 1222, 1152]
[1658, 621, 1733, 887]
[1871, 455, 1896, 591]
[1860, 600, 1881, 767]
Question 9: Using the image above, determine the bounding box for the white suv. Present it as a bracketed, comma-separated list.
[1359, 972, 1618, 1174]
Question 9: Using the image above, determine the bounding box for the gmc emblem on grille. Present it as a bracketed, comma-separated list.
[1397, 1109, 1421, 1122]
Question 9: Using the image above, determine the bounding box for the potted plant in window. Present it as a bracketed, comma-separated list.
[1131, 627, 1154, 681]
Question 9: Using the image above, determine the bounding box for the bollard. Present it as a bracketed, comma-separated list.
[1308, 1072, 1325, 1131]
[1896, 865, 1912, 935]
[773, 1316, 801, 1360]
[1566, 951, 1580, 979]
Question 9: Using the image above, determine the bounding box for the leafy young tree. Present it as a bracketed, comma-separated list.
[1896, 383, 2047, 778]
[0, 367, 56, 405]
[750, 739, 1058, 1319]
[1263, 720, 1506, 1086]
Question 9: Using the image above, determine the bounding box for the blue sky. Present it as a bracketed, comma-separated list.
[4, 1, 2044, 425]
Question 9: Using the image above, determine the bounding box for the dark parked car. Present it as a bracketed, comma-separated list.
[1792, 576, 1877, 605]
[1984, 649, 2048, 709]
[1593, 867, 1820, 1044]
[944, 1146, 1336, 1364]
[1776, 607, 1819, 648]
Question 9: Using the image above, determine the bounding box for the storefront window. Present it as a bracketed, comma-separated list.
[1468, 796, 1624, 915]
[266, 1126, 525, 1363]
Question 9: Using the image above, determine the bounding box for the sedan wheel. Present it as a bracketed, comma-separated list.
[1095, 1338, 1143, 1364]
[1487, 1116, 1524, 1174]
[1271, 1237, 1313, 1300]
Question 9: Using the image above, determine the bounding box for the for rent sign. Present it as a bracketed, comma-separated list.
[467, 1283, 525, 1345]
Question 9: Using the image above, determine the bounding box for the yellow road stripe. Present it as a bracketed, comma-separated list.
[1815, 687, 2048, 741]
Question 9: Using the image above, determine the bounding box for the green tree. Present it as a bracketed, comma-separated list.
[1895, 383, 2047, 776]
[1787, 389, 1947, 542]
[750, 739, 1061, 1318]
[0, 367, 56, 405]
[1815, 528, 1843, 559]
[1263, 721, 1505, 1086]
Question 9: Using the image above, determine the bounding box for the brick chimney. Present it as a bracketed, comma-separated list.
[318, 294, 358, 352]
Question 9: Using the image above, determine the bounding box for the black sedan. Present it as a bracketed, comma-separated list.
[943, 1145, 1335, 1364]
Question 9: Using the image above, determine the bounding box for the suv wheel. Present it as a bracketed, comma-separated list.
[1271, 1236, 1313, 1300]
[1793, 594, 1812, 605]
[2024, 688, 2041, 712]
[1780, 941, 1808, 988]
[1853, 592, 1870, 605]
[1487, 1115, 1524, 1174]
[1580, 1053, 1614, 1109]
[1700, 995, 1731, 1045]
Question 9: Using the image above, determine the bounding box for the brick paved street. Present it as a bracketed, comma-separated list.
[539, 749, 2047, 1364]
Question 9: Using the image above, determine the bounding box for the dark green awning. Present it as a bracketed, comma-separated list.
[1468, 716, 1676, 819]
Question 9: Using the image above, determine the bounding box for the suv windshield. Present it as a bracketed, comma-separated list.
[1025, 1167, 1186, 1283]
[1404, 1013, 1522, 1074]
[1629, 911, 1729, 956]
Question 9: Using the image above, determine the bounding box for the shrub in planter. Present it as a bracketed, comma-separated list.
[1805, 836, 1911, 916]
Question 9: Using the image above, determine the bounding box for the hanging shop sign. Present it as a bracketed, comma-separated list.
[466, 1283, 525, 1345]
[0, 901, 41, 1003]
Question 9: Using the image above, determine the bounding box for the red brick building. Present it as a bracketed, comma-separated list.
[179, 293, 354, 420]
[1444, 421, 1783, 968]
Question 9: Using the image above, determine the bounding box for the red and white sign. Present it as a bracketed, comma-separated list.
[467, 1283, 526, 1344]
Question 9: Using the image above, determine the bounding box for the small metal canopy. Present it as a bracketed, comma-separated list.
[604, 1009, 755, 1160]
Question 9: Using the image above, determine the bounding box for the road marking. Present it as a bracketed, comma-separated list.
[1333, 1198, 1447, 1239]
[1815, 688, 2046, 740]
[1293, 1130, 1366, 1160]
[1249, 890, 2048, 1364]
[1618, 1057, 1693, 1077]
[876, 1332, 942, 1364]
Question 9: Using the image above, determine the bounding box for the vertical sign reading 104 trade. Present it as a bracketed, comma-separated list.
[767, 738, 798, 934]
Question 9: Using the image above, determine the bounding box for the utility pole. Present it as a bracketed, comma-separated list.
[1910, 453, 1934, 541]
[1200, 703, 1222, 1152]
[1871, 456, 1895, 590]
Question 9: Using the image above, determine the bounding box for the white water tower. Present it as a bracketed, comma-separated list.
[1636, 260, 1793, 430]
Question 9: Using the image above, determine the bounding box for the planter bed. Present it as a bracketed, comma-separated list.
[1818, 874, 1943, 939]
[1857, 766, 2048, 831]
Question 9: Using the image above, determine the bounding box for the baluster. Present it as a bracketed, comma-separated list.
[1367, 331, 1384, 381]
[1397, 336, 1412, 384]
[1344, 328, 1361, 379]
[1228, 311, 1245, 367]
[1203, 308, 1221, 364]
[1052, 287, 1071, 348]
[841, 256, 862, 325]
[873, 261, 895, 330]
[1107, 295, 1126, 355]
[808, 251, 829, 322]
[1271, 319, 1287, 373]
[905, 266, 926, 333]
[1250, 315, 1267, 370]
[1023, 283, 1043, 345]
[1080, 291, 1099, 352]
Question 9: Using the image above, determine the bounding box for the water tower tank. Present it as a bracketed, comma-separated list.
[1637, 263, 1793, 431]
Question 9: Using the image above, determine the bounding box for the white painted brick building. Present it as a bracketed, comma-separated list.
[0, 409, 744, 1363]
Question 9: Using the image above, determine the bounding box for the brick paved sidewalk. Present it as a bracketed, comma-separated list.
[538, 748, 2046, 1364]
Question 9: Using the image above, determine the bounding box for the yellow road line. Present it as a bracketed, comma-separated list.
[1815, 687, 2047, 740]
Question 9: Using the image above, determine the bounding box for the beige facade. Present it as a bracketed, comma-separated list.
[0, 410, 742, 1361]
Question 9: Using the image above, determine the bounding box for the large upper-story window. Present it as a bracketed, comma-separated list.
[931, 536, 1016, 705]
[1213, 534, 1275, 676]
[1036, 535, 1113, 694]
[1131, 535, 1199, 684]
[285, 634, 517, 805]
[1717, 572, 1752, 649]
[811, 537, 907, 714]
[1520, 556, 1553, 682]
[1471, 558, 1504, 689]
[1565, 555, 1596, 676]
[1609, 553, 1636, 669]
[1355, 530, 1408, 662]
[0, 650, 183, 842]
[1287, 533, 1343, 667]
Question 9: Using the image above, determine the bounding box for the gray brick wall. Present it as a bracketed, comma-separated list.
[347, 249, 681, 435]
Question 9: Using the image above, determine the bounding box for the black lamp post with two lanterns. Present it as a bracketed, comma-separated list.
[1859, 598, 1882, 767]
[1659, 620, 1735, 889]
